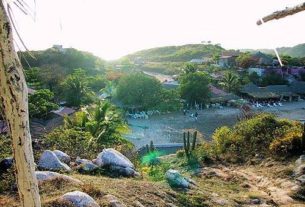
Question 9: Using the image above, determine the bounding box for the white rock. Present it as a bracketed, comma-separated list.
[296, 155, 305, 166]
[165, 169, 191, 188]
[53, 150, 71, 164]
[61, 191, 100, 207]
[35, 171, 82, 185]
[96, 148, 134, 169]
[38, 150, 71, 172]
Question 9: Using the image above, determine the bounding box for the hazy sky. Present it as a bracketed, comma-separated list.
[14, 0, 305, 60]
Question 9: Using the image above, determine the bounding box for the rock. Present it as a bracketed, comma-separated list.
[294, 164, 305, 176]
[96, 148, 138, 177]
[133, 200, 145, 207]
[96, 148, 134, 168]
[35, 171, 82, 185]
[76, 157, 92, 165]
[250, 198, 261, 205]
[296, 155, 305, 166]
[53, 150, 71, 164]
[78, 162, 99, 174]
[0, 157, 13, 174]
[61, 191, 100, 207]
[38, 150, 71, 172]
[165, 169, 192, 188]
[296, 175, 305, 185]
[102, 194, 126, 207]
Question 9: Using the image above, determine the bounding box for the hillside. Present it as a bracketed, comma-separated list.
[125, 44, 224, 62]
[242, 43, 305, 58]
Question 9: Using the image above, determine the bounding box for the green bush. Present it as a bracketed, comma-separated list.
[0, 135, 12, 159]
[210, 113, 304, 161]
[44, 128, 99, 159]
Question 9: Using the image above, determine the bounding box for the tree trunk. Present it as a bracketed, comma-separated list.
[257, 2, 305, 25]
[0, 1, 41, 207]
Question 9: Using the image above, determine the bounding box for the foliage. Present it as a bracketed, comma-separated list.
[86, 75, 107, 93]
[44, 128, 97, 159]
[179, 72, 210, 105]
[261, 71, 288, 86]
[157, 89, 182, 112]
[183, 63, 197, 74]
[25, 67, 43, 89]
[211, 114, 304, 161]
[64, 101, 131, 148]
[0, 135, 12, 159]
[219, 71, 240, 92]
[126, 44, 223, 62]
[236, 52, 257, 68]
[249, 72, 260, 85]
[62, 69, 95, 107]
[116, 73, 163, 109]
[28, 89, 59, 119]
[142, 162, 171, 182]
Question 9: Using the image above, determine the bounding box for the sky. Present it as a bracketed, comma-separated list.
[12, 0, 305, 60]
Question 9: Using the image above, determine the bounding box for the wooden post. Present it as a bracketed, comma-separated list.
[0, 1, 41, 206]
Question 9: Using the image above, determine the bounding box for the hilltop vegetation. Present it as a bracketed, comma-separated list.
[125, 44, 223, 62]
[243, 43, 305, 58]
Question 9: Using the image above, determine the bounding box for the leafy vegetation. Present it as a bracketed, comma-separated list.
[28, 89, 59, 119]
[219, 71, 241, 92]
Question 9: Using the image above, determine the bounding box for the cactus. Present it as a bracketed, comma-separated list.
[149, 140, 155, 152]
[146, 144, 150, 154]
[183, 131, 198, 157]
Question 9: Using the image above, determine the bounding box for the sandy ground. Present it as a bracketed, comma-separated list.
[125, 100, 305, 149]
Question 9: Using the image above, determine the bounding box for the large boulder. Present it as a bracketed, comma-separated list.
[0, 157, 13, 174]
[53, 150, 71, 164]
[166, 169, 195, 189]
[77, 162, 99, 174]
[35, 171, 82, 185]
[38, 150, 71, 172]
[60, 191, 100, 207]
[96, 148, 134, 168]
[76, 157, 92, 165]
[96, 148, 138, 177]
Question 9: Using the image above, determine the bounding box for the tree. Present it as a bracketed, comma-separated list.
[116, 73, 162, 109]
[249, 72, 260, 85]
[236, 52, 257, 68]
[62, 69, 95, 107]
[261, 71, 287, 86]
[179, 72, 210, 105]
[183, 63, 197, 74]
[219, 71, 240, 92]
[157, 89, 182, 112]
[0, 0, 41, 206]
[28, 89, 59, 119]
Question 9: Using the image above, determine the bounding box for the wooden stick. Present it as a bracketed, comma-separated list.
[257, 2, 305, 25]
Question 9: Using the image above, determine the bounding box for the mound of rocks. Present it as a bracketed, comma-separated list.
[96, 148, 138, 177]
[38, 150, 71, 172]
[60, 191, 99, 207]
[35, 171, 82, 185]
[165, 169, 196, 189]
[53, 150, 71, 164]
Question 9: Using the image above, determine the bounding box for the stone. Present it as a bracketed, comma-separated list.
[294, 164, 305, 176]
[250, 198, 261, 205]
[0, 157, 13, 174]
[35, 171, 82, 185]
[133, 201, 145, 207]
[96, 148, 134, 168]
[61, 191, 100, 207]
[296, 175, 305, 185]
[96, 148, 138, 177]
[165, 169, 193, 188]
[38, 150, 71, 172]
[53, 150, 71, 164]
[296, 155, 305, 166]
[76, 157, 92, 165]
[102, 194, 126, 207]
[78, 162, 99, 174]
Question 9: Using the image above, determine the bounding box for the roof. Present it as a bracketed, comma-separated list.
[209, 85, 239, 103]
[51, 107, 75, 117]
[209, 85, 227, 96]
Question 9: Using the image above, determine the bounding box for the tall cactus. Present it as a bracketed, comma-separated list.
[183, 131, 198, 157]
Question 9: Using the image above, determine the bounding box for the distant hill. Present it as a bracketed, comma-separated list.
[242, 43, 305, 58]
[125, 44, 224, 62]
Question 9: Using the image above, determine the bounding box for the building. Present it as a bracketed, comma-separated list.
[209, 85, 239, 104]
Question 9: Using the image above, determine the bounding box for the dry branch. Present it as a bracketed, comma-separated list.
[257, 2, 305, 25]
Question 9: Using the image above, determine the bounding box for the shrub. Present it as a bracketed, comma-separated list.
[0, 135, 12, 159]
[44, 128, 99, 159]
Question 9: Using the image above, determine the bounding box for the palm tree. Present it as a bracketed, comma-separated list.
[0, 0, 41, 206]
[219, 71, 240, 93]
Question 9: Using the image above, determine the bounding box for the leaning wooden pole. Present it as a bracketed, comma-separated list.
[0, 1, 41, 207]
[257, 2, 305, 25]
